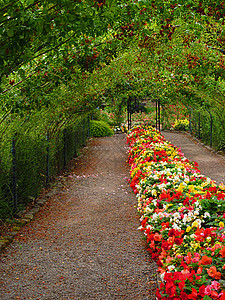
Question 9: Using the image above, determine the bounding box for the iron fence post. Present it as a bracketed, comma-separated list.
[74, 131, 77, 156]
[82, 119, 85, 145]
[198, 112, 201, 139]
[206, 109, 213, 147]
[161, 104, 164, 130]
[185, 105, 192, 133]
[11, 135, 17, 213]
[63, 128, 66, 168]
[158, 99, 161, 131]
[189, 110, 192, 133]
[127, 97, 132, 130]
[189, 106, 196, 134]
[88, 115, 90, 138]
[46, 130, 50, 186]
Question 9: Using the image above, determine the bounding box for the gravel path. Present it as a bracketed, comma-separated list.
[0, 134, 157, 300]
[162, 131, 225, 184]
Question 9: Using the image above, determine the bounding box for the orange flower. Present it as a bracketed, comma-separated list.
[154, 232, 162, 241]
[198, 255, 212, 266]
[207, 266, 221, 279]
[220, 246, 225, 258]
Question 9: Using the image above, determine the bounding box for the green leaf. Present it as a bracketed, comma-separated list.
[6, 28, 14, 38]
[18, 69, 26, 79]
[19, 0, 35, 6]
[203, 296, 212, 300]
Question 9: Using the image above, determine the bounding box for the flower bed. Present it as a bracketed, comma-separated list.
[127, 124, 225, 300]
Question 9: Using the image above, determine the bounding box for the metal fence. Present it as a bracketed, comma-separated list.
[0, 115, 90, 219]
[187, 106, 225, 151]
[161, 103, 225, 152]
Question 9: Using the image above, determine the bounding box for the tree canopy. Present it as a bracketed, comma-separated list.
[0, 0, 224, 119]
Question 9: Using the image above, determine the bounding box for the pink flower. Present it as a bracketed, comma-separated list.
[211, 280, 220, 290]
[205, 285, 212, 296]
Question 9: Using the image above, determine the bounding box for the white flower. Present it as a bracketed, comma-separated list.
[160, 272, 165, 282]
[204, 212, 210, 218]
[145, 207, 153, 214]
[152, 213, 158, 221]
[173, 212, 181, 219]
[172, 223, 181, 230]
[168, 265, 176, 272]
[152, 199, 157, 206]
[195, 219, 202, 227]
[194, 210, 200, 216]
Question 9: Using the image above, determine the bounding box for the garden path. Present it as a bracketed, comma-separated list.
[0, 134, 157, 300]
[1, 131, 224, 300]
[162, 130, 225, 184]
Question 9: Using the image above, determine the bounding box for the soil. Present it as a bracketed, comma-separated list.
[0, 134, 158, 300]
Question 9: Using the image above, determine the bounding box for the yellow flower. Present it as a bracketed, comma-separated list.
[177, 183, 184, 192]
[188, 185, 196, 193]
[186, 226, 192, 233]
[219, 222, 224, 228]
[219, 183, 225, 190]
[151, 189, 157, 197]
[192, 221, 199, 228]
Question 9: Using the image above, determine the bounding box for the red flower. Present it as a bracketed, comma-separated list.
[185, 252, 192, 264]
[187, 287, 198, 299]
[211, 291, 219, 298]
[180, 291, 189, 300]
[175, 237, 183, 245]
[219, 292, 225, 300]
[162, 240, 170, 250]
[198, 255, 212, 266]
[199, 285, 206, 297]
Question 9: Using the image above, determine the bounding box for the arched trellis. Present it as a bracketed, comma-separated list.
[156, 99, 161, 131]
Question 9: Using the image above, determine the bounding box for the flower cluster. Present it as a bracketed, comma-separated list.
[127, 124, 225, 300]
[171, 119, 189, 131]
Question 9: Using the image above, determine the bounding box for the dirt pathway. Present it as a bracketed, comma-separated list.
[162, 131, 225, 185]
[0, 134, 157, 300]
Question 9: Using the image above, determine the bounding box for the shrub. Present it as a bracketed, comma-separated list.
[89, 120, 114, 137]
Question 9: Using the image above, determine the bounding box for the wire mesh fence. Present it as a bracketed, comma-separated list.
[189, 107, 225, 151]
[0, 114, 90, 219]
[161, 103, 225, 152]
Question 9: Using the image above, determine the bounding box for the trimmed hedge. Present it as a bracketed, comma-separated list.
[89, 120, 114, 137]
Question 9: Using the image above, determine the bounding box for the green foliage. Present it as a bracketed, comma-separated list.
[200, 196, 225, 215]
[89, 120, 114, 137]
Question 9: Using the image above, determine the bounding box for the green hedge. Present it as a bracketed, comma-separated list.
[89, 120, 114, 137]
